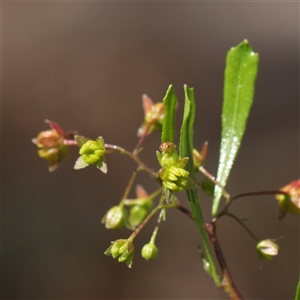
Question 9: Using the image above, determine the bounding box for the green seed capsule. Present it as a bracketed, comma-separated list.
[141, 243, 158, 261]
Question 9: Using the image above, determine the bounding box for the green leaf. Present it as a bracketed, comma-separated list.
[161, 85, 178, 143]
[179, 85, 220, 286]
[179, 85, 195, 167]
[295, 276, 300, 300]
[213, 40, 259, 216]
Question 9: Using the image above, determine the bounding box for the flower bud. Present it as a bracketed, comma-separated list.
[141, 242, 158, 261]
[159, 166, 189, 192]
[104, 239, 134, 268]
[256, 239, 279, 260]
[157, 142, 179, 167]
[74, 136, 107, 173]
[34, 129, 62, 148]
[193, 142, 208, 172]
[102, 206, 128, 229]
[32, 121, 70, 172]
[124, 185, 154, 228]
[276, 179, 300, 219]
[129, 203, 152, 228]
[137, 95, 164, 137]
[157, 143, 190, 192]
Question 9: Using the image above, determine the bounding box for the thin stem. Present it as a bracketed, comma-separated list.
[225, 212, 259, 242]
[63, 139, 78, 146]
[150, 209, 165, 244]
[105, 143, 159, 179]
[199, 166, 231, 203]
[174, 199, 243, 299]
[119, 171, 137, 206]
[129, 206, 161, 240]
[124, 187, 162, 206]
[232, 190, 289, 201]
[130, 198, 177, 241]
[174, 198, 194, 221]
[206, 221, 243, 300]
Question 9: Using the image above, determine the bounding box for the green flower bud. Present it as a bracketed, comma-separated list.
[104, 239, 134, 268]
[124, 185, 155, 228]
[110, 240, 127, 258]
[256, 239, 279, 260]
[74, 136, 107, 173]
[157, 142, 179, 167]
[141, 242, 158, 261]
[79, 139, 105, 164]
[157, 143, 190, 192]
[129, 203, 152, 228]
[159, 166, 189, 192]
[102, 206, 128, 229]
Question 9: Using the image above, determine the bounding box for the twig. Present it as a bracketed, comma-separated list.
[206, 221, 243, 300]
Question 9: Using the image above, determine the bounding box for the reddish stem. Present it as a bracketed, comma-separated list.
[206, 221, 243, 300]
[133, 118, 157, 155]
[232, 190, 289, 201]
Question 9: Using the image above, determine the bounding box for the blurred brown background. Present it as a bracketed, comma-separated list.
[2, 2, 299, 299]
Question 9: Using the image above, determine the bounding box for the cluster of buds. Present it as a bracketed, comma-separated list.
[74, 136, 107, 173]
[137, 95, 164, 137]
[105, 239, 134, 268]
[105, 236, 159, 267]
[32, 120, 73, 171]
[102, 185, 158, 230]
[275, 179, 300, 220]
[157, 142, 189, 192]
[103, 184, 161, 267]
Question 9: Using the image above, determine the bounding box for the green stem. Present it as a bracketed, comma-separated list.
[129, 206, 161, 240]
[187, 189, 221, 287]
[129, 200, 176, 241]
[150, 209, 165, 244]
[119, 171, 137, 207]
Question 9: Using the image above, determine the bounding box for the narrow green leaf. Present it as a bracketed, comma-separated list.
[179, 85, 220, 286]
[295, 276, 300, 300]
[179, 85, 194, 167]
[213, 40, 259, 216]
[161, 85, 178, 143]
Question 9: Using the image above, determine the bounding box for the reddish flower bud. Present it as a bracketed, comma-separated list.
[32, 120, 71, 171]
[137, 95, 164, 137]
[276, 179, 300, 220]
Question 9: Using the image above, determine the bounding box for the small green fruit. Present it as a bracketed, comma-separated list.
[103, 206, 127, 229]
[141, 243, 158, 261]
